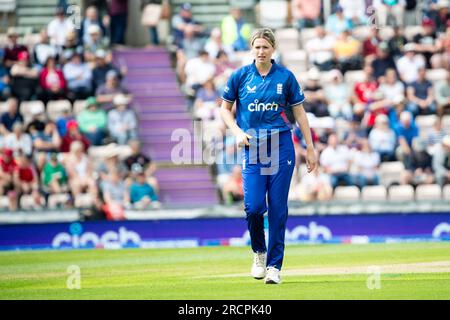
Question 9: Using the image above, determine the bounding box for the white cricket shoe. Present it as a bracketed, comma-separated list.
[265, 266, 281, 284]
[251, 252, 267, 279]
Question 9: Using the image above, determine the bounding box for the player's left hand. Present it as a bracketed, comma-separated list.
[305, 147, 317, 173]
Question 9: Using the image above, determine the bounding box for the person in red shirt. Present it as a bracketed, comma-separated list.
[353, 65, 379, 121]
[362, 28, 382, 59]
[39, 56, 67, 104]
[0, 148, 18, 211]
[3, 28, 29, 69]
[60, 120, 90, 153]
[13, 153, 42, 208]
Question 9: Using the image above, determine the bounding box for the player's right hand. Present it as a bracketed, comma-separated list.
[236, 131, 252, 148]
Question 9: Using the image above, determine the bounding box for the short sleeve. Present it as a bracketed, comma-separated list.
[222, 69, 240, 103]
[287, 71, 305, 107]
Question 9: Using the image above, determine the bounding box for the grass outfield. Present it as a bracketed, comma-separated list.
[0, 242, 450, 300]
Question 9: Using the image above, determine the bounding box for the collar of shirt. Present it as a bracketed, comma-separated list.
[250, 59, 278, 78]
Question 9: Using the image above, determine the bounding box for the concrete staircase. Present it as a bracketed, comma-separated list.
[113, 47, 219, 207]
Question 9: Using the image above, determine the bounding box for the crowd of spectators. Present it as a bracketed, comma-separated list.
[0, 3, 159, 214]
[168, 1, 449, 204]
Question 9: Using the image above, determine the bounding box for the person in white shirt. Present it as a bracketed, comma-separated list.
[320, 133, 353, 188]
[306, 26, 336, 71]
[378, 68, 405, 104]
[47, 7, 74, 47]
[107, 94, 138, 145]
[3, 122, 32, 157]
[396, 43, 426, 84]
[368, 114, 397, 161]
[352, 138, 380, 187]
[63, 52, 93, 100]
[33, 29, 58, 67]
[184, 50, 216, 96]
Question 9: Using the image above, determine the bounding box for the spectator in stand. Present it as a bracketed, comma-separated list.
[400, 137, 435, 185]
[221, 165, 243, 205]
[429, 0, 450, 33]
[47, 7, 74, 48]
[55, 104, 75, 137]
[339, 0, 368, 26]
[373, 0, 406, 27]
[108, 0, 129, 45]
[98, 150, 129, 182]
[0, 148, 18, 211]
[343, 116, 368, 150]
[63, 52, 93, 101]
[0, 54, 10, 100]
[193, 79, 220, 121]
[352, 65, 378, 121]
[60, 30, 84, 65]
[352, 138, 381, 188]
[13, 153, 42, 209]
[30, 121, 62, 171]
[325, 4, 353, 36]
[406, 67, 436, 116]
[32, 29, 58, 67]
[64, 141, 98, 200]
[320, 133, 353, 188]
[107, 94, 137, 145]
[426, 117, 447, 156]
[395, 111, 419, 169]
[79, 5, 107, 47]
[41, 152, 68, 195]
[60, 119, 90, 153]
[333, 29, 362, 74]
[101, 169, 130, 220]
[324, 69, 353, 119]
[435, 71, 450, 116]
[369, 114, 397, 161]
[3, 122, 32, 157]
[95, 69, 129, 110]
[0, 97, 23, 135]
[38, 56, 67, 104]
[291, 166, 333, 202]
[396, 43, 426, 84]
[413, 17, 444, 69]
[129, 170, 159, 210]
[387, 25, 408, 60]
[291, 0, 321, 29]
[76, 96, 107, 145]
[221, 7, 252, 51]
[378, 69, 405, 103]
[306, 26, 336, 72]
[205, 28, 234, 61]
[84, 25, 110, 64]
[302, 68, 329, 117]
[213, 50, 236, 92]
[433, 134, 450, 186]
[184, 50, 216, 98]
[9, 51, 39, 102]
[92, 49, 125, 92]
[363, 28, 382, 59]
[124, 139, 158, 192]
[372, 42, 398, 82]
[171, 2, 205, 49]
[3, 28, 29, 69]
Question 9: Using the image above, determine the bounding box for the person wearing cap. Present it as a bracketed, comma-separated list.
[47, 7, 74, 47]
[406, 67, 437, 116]
[84, 24, 109, 63]
[60, 119, 90, 153]
[63, 51, 93, 101]
[76, 97, 107, 145]
[368, 113, 397, 161]
[95, 69, 130, 110]
[221, 7, 252, 52]
[79, 6, 107, 47]
[220, 28, 317, 284]
[3, 27, 29, 69]
[373, 0, 406, 28]
[412, 17, 442, 69]
[325, 4, 353, 36]
[92, 49, 124, 92]
[41, 151, 68, 195]
[432, 135, 450, 186]
[55, 104, 75, 138]
[9, 51, 39, 102]
[0, 148, 18, 211]
[129, 169, 159, 210]
[107, 94, 137, 145]
[395, 43, 426, 84]
[171, 2, 205, 48]
[0, 97, 23, 136]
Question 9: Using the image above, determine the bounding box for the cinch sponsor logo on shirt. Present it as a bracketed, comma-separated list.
[248, 99, 279, 112]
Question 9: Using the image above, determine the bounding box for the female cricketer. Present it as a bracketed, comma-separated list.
[220, 28, 317, 284]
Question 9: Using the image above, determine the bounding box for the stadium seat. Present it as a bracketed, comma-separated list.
[275, 28, 300, 51]
[426, 69, 448, 84]
[379, 161, 405, 187]
[388, 185, 415, 201]
[299, 28, 316, 48]
[259, 0, 288, 29]
[75, 193, 94, 208]
[88, 143, 132, 161]
[47, 100, 72, 121]
[442, 115, 450, 133]
[19, 195, 43, 210]
[47, 193, 71, 209]
[344, 70, 366, 87]
[361, 185, 388, 201]
[415, 184, 442, 201]
[333, 186, 361, 201]
[415, 114, 438, 135]
[443, 185, 450, 201]
[404, 25, 424, 41]
[282, 50, 307, 67]
[379, 26, 394, 41]
[20, 101, 45, 125]
[73, 100, 86, 116]
[0, 196, 9, 210]
[0, 101, 7, 114]
[352, 25, 372, 40]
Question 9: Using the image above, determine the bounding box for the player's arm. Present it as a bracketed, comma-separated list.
[220, 100, 252, 147]
[292, 104, 317, 173]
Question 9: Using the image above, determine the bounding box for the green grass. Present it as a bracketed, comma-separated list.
[1, 242, 450, 299]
